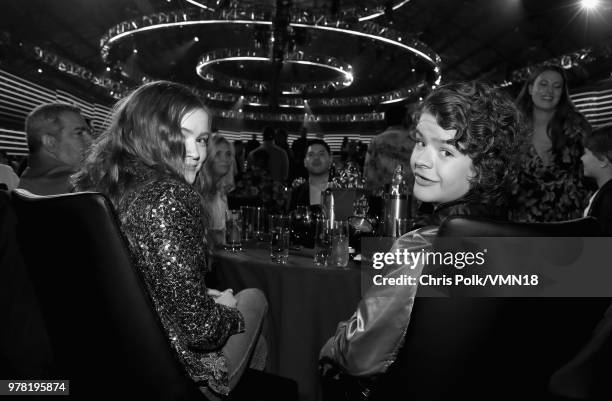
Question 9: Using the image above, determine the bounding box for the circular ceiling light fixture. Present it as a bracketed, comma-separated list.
[99, 6, 440, 119]
[196, 48, 353, 94]
[100, 7, 440, 72]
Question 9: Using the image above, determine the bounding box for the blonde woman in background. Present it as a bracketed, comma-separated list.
[196, 133, 236, 246]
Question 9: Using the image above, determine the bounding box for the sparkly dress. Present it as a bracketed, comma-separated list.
[116, 165, 244, 395]
[509, 112, 592, 223]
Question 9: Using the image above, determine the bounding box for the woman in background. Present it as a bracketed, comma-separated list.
[511, 64, 592, 222]
[73, 81, 266, 397]
[196, 134, 236, 246]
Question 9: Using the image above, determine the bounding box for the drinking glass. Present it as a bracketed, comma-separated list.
[314, 218, 332, 267]
[252, 207, 267, 241]
[330, 220, 350, 268]
[394, 218, 412, 238]
[241, 206, 255, 240]
[291, 206, 312, 247]
[225, 210, 243, 251]
[269, 214, 291, 264]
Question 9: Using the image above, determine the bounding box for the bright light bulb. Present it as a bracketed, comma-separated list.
[194, 36, 199, 42]
[581, 0, 600, 10]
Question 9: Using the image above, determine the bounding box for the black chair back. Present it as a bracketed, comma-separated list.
[11, 189, 206, 400]
[369, 216, 609, 400]
[437, 215, 602, 237]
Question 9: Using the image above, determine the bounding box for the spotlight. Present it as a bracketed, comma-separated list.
[194, 36, 199, 42]
[106, 66, 111, 72]
[37, 68, 42, 73]
[581, 0, 600, 10]
[133, 48, 138, 54]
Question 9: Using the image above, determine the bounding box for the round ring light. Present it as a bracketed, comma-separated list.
[99, 6, 441, 112]
[196, 48, 353, 94]
[100, 7, 441, 75]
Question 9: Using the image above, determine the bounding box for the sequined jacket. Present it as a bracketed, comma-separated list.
[115, 166, 244, 395]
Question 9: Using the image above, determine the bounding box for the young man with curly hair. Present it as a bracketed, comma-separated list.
[320, 81, 525, 377]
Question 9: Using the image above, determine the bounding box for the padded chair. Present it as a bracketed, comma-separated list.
[322, 215, 610, 401]
[11, 190, 297, 401]
[0, 190, 52, 379]
[437, 215, 602, 237]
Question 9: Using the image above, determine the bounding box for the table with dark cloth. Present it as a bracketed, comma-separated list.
[210, 245, 364, 401]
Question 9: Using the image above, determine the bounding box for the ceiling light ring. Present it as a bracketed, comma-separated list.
[99, 7, 441, 74]
[196, 48, 353, 94]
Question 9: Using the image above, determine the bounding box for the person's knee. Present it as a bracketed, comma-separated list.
[237, 288, 268, 315]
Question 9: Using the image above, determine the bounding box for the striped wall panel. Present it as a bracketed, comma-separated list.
[1, 68, 610, 157]
[0, 128, 29, 156]
[570, 88, 612, 129]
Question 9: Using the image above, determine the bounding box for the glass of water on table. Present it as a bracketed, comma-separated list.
[330, 220, 350, 268]
[269, 214, 291, 264]
[225, 209, 243, 251]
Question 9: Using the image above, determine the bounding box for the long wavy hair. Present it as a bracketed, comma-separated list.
[72, 81, 207, 206]
[195, 133, 236, 200]
[515, 65, 579, 157]
[413, 81, 526, 211]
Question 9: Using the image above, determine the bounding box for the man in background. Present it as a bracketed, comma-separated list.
[248, 126, 289, 183]
[245, 133, 260, 155]
[289, 139, 331, 210]
[18, 103, 92, 195]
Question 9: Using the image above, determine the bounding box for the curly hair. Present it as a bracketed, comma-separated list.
[195, 133, 236, 199]
[515, 65, 586, 159]
[414, 81, 526, 209]
[72, 81, 207, 206]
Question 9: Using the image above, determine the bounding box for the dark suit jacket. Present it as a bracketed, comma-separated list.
[587, 179, 612, 236]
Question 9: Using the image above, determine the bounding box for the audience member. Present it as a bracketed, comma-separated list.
[233, 139, 246, 175]
[248, 126, 289, 183]
[510, 65, 592, 222]
[291, 127, 309, 179]
[364, 103, 415, 193]
[320, 81, 524, 376]
[195, 134, 236, 246]
[340, 136, 350, 162]
[275, 128, 295, 180]
[19, 103, 92, 195]
[289, 139, 331, 210]
[581, 126, 612, 235]
[245, 133, 260, 155]
[0, 150, 19, 190]
[73, 81, 267, 397]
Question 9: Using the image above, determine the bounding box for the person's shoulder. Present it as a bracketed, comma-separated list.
[565, 109, 592, 134]
[395, 226, 438, 249]
[0, 164, 15, 174]
[136, 175, 201, 212]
